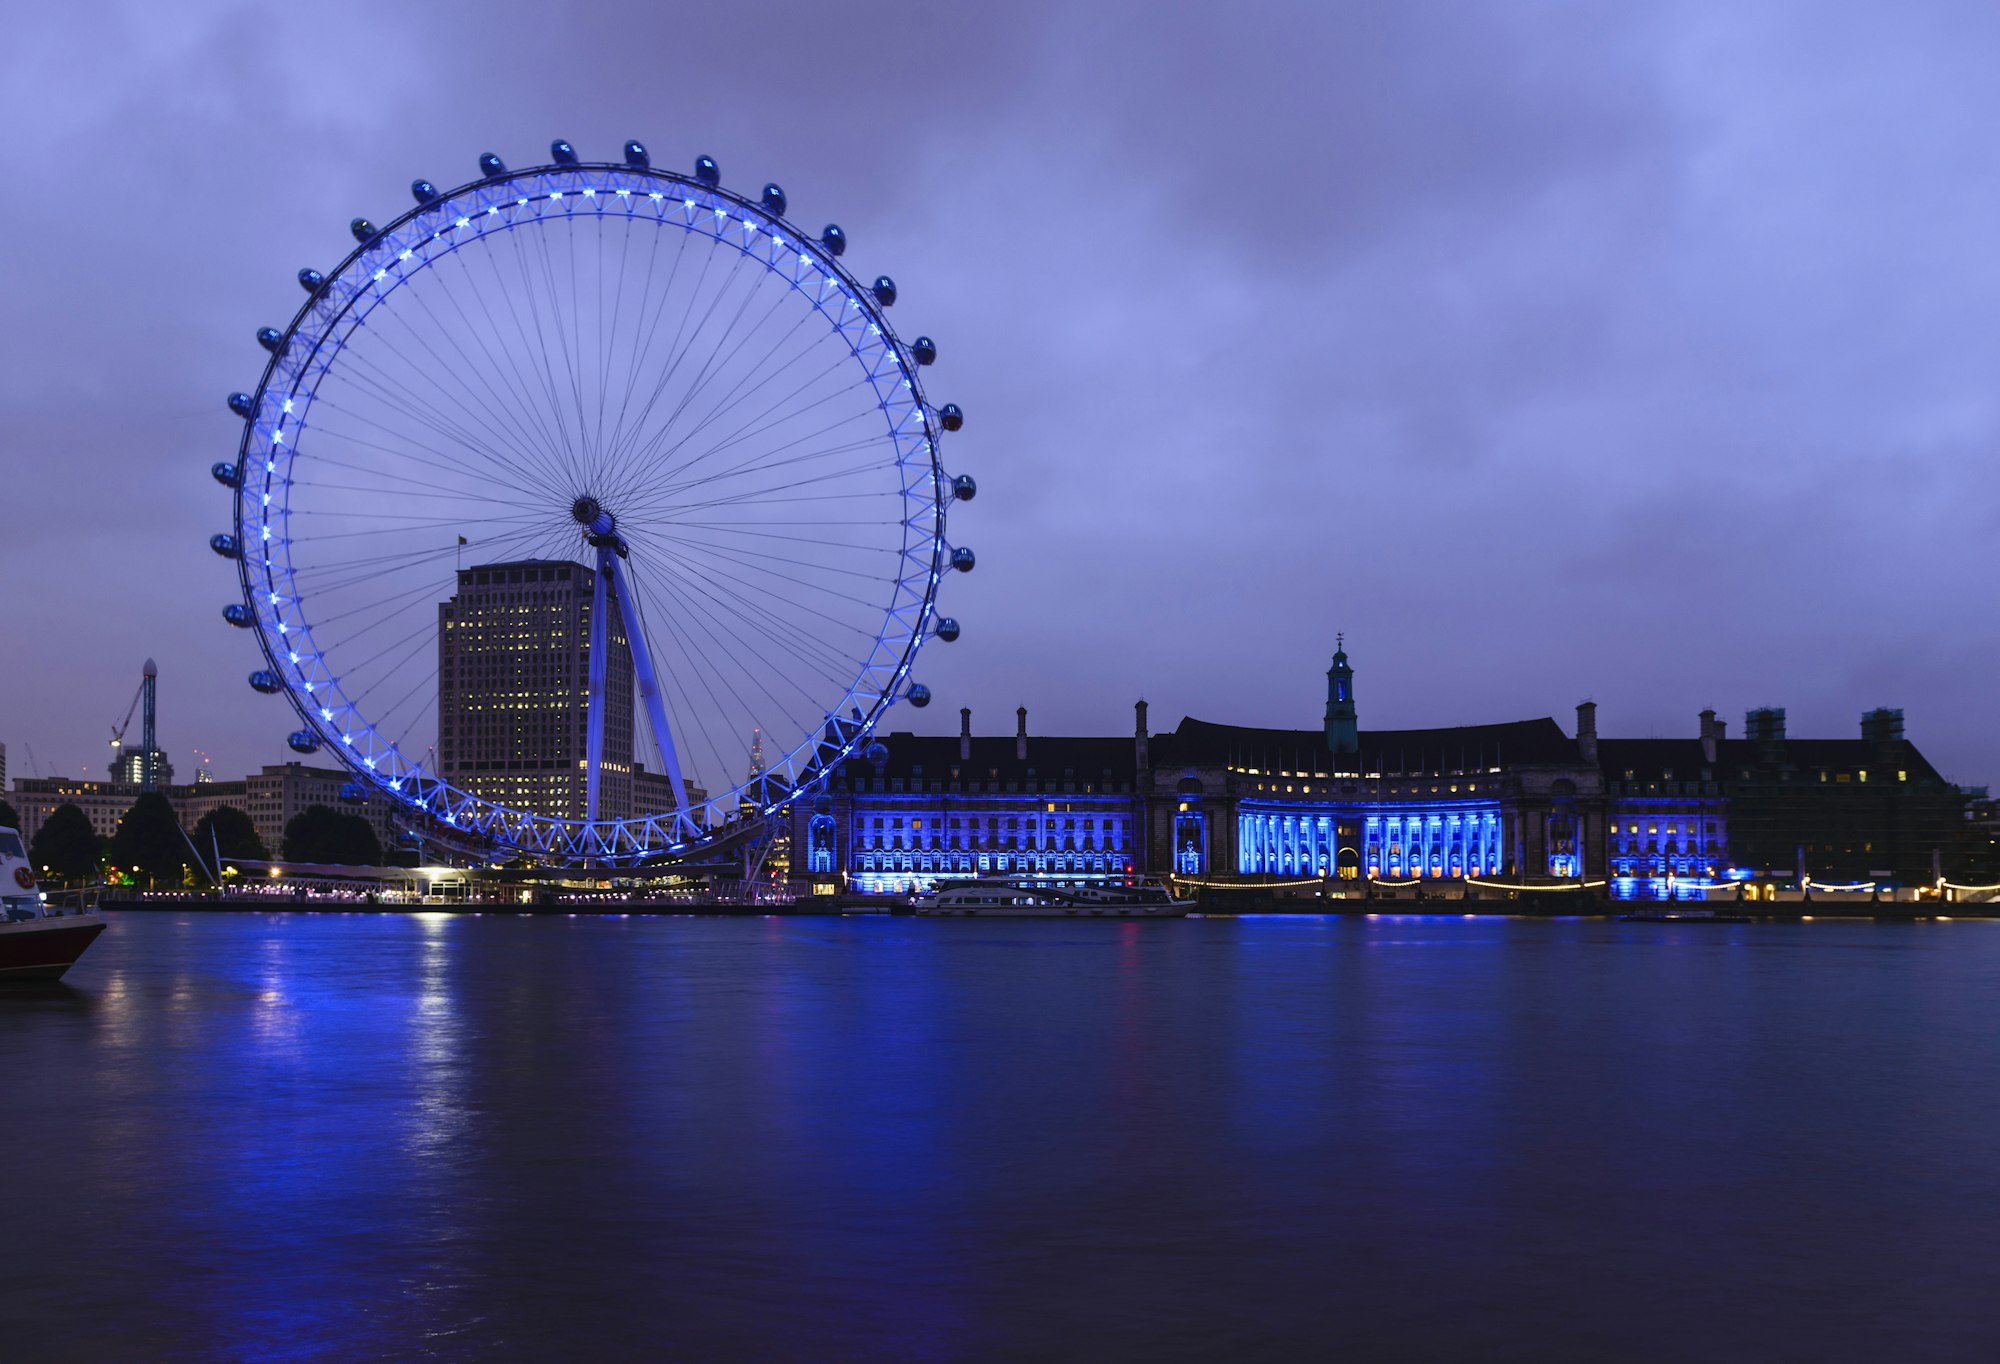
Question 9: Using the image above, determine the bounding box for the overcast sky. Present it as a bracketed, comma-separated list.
[4, 0, 1997, 792]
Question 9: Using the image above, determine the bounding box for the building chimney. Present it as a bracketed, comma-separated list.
[1575, 701, 1598, 765]
[1699, 708, 1720, 766]
[1135, 699, 1150, 772]
[1016, 706, 1028, 762]
[1746, 707, 1786, 744]
[1861, 707, 1904, 747]
[959, 707, 972, 762]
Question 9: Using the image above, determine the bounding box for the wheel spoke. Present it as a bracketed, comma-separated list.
[229, 162, 953, 863]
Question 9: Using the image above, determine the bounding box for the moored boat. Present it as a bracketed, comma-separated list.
[0, 826, 106, 981]
[1618, 907, 1752, 923]
[913, 875, 1192, 918]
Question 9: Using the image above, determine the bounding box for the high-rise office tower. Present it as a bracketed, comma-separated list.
[437, 560, 633, 820]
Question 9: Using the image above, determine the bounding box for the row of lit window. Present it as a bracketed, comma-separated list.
[856, 833, 1129, 851]
[860, 814, 1124, 831]
[852, 852, 1129, 876]
[1250, 780, 1487, 797]
[844, 782, 1128, 797]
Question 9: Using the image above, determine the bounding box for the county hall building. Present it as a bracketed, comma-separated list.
[794, 645, 1972, 899]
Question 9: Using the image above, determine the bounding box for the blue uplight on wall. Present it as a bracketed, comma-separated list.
[807, 813, 835, 874]
[1238, 803, 1504, 879]
[1173, 810, 1207, 876]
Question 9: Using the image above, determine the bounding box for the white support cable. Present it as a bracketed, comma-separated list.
[606, 552, 692, 828]
[584, 548, 609, 825]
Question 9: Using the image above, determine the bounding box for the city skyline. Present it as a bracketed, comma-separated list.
[5, 2, 2000, 793]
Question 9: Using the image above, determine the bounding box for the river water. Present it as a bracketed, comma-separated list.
[4, 911, 1998, 1361]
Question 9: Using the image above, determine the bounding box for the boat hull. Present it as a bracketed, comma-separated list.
[915, 908, 1187, 918]
[0, 918, 107, 981]
[914, 902, 1190, 919]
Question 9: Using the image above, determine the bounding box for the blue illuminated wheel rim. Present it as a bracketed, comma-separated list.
[217, 148, 972, 863]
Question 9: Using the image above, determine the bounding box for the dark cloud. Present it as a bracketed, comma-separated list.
[3, 0, 1996, 790]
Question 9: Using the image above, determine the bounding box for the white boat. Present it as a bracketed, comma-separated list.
[0, 827, 106, 981]
[913, 875, 1192, 918]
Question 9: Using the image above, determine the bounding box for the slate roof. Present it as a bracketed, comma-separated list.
[1152, 716, 1581, 773]
[1719, 737, 1945, 784]
[834, 731, 1139, 783]
[827, 719, 1950, 788]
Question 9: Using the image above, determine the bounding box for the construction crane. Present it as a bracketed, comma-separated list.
[109, 659, 160, 792]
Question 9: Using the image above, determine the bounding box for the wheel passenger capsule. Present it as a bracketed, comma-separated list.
[866, 741, 889, 766]
[910, 336, 936, 365]
[821, 224, 846, 256]
[298, 268, 324, 294]
[935, 617, 960, 642]
[227, 393, 256, 418]
[906, 683, 931, 708]
[288, 731, 322, 754]
[249, 671, 281, 694]
[479, 152, 507, 178]
[411, 180, 440, 205]
[694, 155, 719, 185]
[211, 461, 239, 487]
[210, 533, 242, 559]
[871, 276, 897, 307]
[950, 546, 976, 572]
[256, 327, 284, 353]
[222, 604, 252, 628]
[951, 474, 976, 501]
[625, 140, 650, 168]
[551, 140, 578, 165]
[761, 183, 787, 217]
[938, 403, 963, 431]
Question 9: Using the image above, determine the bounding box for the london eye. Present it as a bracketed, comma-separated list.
[210, 140, 975, 863]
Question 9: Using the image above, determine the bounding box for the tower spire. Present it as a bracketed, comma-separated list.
[1325, 637, 1357, 757]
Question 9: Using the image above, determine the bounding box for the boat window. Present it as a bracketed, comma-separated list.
[0, 832, 25, 859]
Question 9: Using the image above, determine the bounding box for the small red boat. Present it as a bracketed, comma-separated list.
[0, 826, 105, 981]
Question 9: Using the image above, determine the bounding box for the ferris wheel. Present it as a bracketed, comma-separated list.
[210, 140, 976, 863]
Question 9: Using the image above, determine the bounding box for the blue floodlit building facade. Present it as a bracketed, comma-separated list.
[794, 646, 1971, 898]
[1137, 642, 1604, 886]
[795, 707, 1142, 897]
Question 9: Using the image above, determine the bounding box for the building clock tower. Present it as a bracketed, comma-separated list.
[1325, 635, 1358, 757]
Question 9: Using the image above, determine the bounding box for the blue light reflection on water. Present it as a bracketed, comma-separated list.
[4, 912, 2000, 1360]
